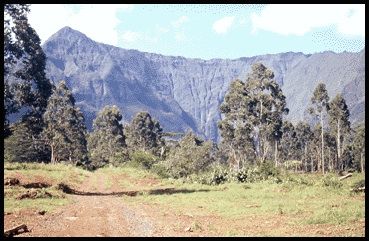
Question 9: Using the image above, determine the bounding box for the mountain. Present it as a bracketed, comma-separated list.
[42, 26, 365, 141]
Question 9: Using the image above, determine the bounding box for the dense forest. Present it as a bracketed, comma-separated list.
[4, 4, 365, 182]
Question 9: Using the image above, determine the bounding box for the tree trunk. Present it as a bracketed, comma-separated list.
[320, 111, 325, 174]
[274, 140, 278, 167]
[311, 149, 314, 173]
[304, 145, 308, 172]
[69, 150, 73, 164]
[337, 119, 341, 171]
[50, 144, 55, 164]
[360, 152, 364, 173]
[259, 99, 263, 162]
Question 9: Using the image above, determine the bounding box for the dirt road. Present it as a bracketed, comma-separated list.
[15, 171, 156, 237]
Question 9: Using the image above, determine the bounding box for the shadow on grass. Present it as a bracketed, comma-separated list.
[57, 183, 211, 197]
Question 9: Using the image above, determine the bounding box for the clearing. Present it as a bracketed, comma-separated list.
[4, 163, 365, 237]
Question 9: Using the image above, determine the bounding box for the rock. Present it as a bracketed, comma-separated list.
[38, 210, 46, 215]
[4, 178, 20, 186]
[37, 27, 364, 142]
[185, 227, 193, 232]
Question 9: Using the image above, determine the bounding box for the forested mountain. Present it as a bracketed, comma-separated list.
[42, 26, 365, 141]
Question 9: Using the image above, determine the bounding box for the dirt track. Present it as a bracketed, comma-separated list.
[4, 170, 365, 237]
[9, 172, 157, 237]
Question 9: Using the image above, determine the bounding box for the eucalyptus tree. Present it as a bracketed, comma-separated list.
[328, 94, 351, 169]
[295, 121, 313, 172]
[42, 81, 88, 164]
[218, 79, 255, 170]
[309, 83, 330, 174]
[87, 105, 126, 167]
[218, 63, 288, 168]
[4, 4, 53, 136]
[125, 111, 165, 157]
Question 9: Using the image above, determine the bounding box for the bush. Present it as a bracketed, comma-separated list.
[320, 174, 343, 189]
[232, 168, 248, 183]
[283, 174, 314, 186]
[165, 132, 214, 178]
[259, 161, 280, 178]
[151, 162, 169, 178]
[351, 179, 365, 190]
[129, 151, 158, 169]
[210, 167, 229, 185]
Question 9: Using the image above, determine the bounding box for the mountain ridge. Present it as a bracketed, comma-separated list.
[42, 26, 365, 141]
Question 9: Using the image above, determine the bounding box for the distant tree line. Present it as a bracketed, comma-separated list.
[4, 4, 365, 177]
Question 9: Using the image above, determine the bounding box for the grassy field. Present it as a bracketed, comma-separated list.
[3, 162, 365, 236]
[4, 162, 90, 213]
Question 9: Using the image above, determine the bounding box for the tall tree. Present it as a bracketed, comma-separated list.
[309, 83, 330, 174]
[4, 4, 53, 138]
[279, 121, 299, 164]
[42, 81, 88, 164]
[125, 112, 165, 157]
[328, 94, 351, 170]
[352, 123, 365, 172]
[295, 121, 313, 172]
[5, 122, 49, 162]
[244, 63, 288, 164]
[218, 79, 255, 170]
[88, 105, 126, 167]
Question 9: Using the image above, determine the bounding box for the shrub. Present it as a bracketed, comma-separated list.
[232, 168, 248, 183]
[165, 132, 214, 178]
[129, 151, 158, 169]
[320, 174, 343, 189]
[151, 162, 170, 178]
[351, 179, 365, 190]
[210, 167, 229, 185]
[259, 161, 280, 178]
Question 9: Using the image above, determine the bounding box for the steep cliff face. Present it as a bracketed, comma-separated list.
[43, 27, 365, 141]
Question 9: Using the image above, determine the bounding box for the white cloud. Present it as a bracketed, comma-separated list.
[212, 16, 235, 34]
[171, 16, 189, 28]
[251, 4, 364, 37]
[239, 17, 247, 26]
[28, 4, 134, 46]
[121, 31, 141, 43]
[175, 31, 186, 42]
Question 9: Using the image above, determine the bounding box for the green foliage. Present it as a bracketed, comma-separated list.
[320, 174, 343, 189]
[219, 63, 288, 169]
[352, 123, 365, 172]
[4, 122, 49, 163]
[209, 166, 229, 185]
[125, 112, 165, 157]
[150, 162, 170, 178]
[87, 105, 127, 168]
[279, 121, 299, 162]
[4, 4, 53, 136]
[282, 173, 314, 186]
[42, 81, 88, 164]
[165, 132, 214, 178]
[129, 151, 158, 169]
[309, 82, 330, 173]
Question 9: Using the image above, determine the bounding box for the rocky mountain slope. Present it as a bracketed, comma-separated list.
[42, 27, 365, 141]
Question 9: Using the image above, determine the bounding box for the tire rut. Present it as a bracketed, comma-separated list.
[19, 170, 156, 237]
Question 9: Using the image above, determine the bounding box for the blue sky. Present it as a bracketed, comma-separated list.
[29, 4, 365, 60]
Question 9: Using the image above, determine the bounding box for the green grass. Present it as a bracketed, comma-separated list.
[4, 162, 90, 213]
[4, 197, 70, 213]
[122, 171, 365, 226]
[3, 162, 364, 235]
[4, 162, 90, 187]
